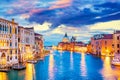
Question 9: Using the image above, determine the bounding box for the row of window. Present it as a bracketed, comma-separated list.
[10, 42, 18, 47]
[0, 24, 18, 34]
[18, 29, 33, 36]
[96, 41, 108, 45]
[0, 42, 17, 47]
[7, 56, 17, 61]
[10, 50, 17, 54]
[0, 34, 9, 38]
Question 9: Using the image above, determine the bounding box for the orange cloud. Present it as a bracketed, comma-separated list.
[29, 9, 45, 15]
[55, 0, 72, 5]
[49, 0, 72, 10]
[20, 14, 30, 19]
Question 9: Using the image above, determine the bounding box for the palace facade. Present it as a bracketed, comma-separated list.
[0, 18, 44, 65]
[34, 33, 44, 58]
[113, 31, 120, 54]
[0, 18, 18, 65]
[90, 34, 114, 56]
[18, 26, 35, 62]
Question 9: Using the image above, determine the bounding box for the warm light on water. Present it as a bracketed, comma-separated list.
[48, 54, 54, 80]
[25, 63, 35, 80]
[1, 50, 120, 80]
[0, 72, 8, 80]
[101, 56, 120, 80]
[70, 51, 73, 70]
[101, 56, 115, 80]
[80, 53, 87, 77]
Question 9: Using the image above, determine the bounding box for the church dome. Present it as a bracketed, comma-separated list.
[62, 33, 69, 42]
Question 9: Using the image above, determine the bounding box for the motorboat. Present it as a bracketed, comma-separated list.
[12, 64, 26, 70]
[0, 68, 10, 72]
[27, 60, 37, 64]
[0, 65, 10, 72]
[111, 54, 120, 66]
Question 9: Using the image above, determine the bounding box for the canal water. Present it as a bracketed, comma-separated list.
[0, 50, 120, 80]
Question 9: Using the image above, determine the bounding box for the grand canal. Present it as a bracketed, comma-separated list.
[0, 50, 120, 80]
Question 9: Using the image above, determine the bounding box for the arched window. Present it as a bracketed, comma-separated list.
[3, 25, 4, 31]
[7, 56, 9, 61]
[10, 26, 12, 33]
[1, 53, 6, 58]
[0, 24, 2, 31]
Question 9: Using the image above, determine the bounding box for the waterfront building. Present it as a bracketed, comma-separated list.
[58, 33, 70, 50]
[74, 42, 86, 52]
[91, 34, 114, 56]
[86, 42, 92, 53]
[113, 30, 120, 54]
[18, 26, 35, 62]
[57, 33, 86, 52]
[58, 42, 70, 50]
[0, 18, 18, 65]
[34, 33, 44, 58]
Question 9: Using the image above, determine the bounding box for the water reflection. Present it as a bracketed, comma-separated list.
[101, 56, 116, 80]
[70, 51, 73, 70]
[3, 51, 120, 80]
[80, 53, 87, 76]
[25, 63, 35, 80]
[59, 50, 63, 56]
[0, 72, 8, 80]
[48, 54, 54, 80]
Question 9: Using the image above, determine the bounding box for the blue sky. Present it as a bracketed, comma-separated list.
[0, 0, 120, 46]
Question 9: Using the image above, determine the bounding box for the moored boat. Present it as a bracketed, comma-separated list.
[12, 64, 26, 70]
[111, 54, 120, 66]
[27, 60, 37, 64]
[0, 65, 10, 72]
[0, 68, 10, 72]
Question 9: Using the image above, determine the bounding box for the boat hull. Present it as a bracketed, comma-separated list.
[27, 60, 37, 64]
[112, 63, 120, 66]
[0, 69, 10, 72]
[12, 65, 26, 70]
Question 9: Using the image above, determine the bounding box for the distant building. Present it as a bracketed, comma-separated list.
[113, 30, 120, 54]
[18, 26, 35, 62]
[57, 33, 87, 52]
[91, 34, 114, 56]
[0, 18, 18, 65]
[62, 33, 69, 43]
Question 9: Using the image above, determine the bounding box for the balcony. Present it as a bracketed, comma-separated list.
[0, 46, 9, 49]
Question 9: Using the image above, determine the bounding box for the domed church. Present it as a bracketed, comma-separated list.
[62, 33, 69, 43]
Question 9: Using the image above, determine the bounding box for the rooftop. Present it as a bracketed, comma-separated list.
[35, 33, 43, 36]
[114, 30, 120, 34]
[93, 34, 113, 40]
[0, 18, 18, 25]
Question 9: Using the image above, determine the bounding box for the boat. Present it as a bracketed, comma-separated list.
[111, 54, 120, 66]
[40, 57, 44, 60]
[27, 60, 37, 64]
[0, 68, 10, 72]
[0, 65, 10, 72]
[12, 64, 26, 70]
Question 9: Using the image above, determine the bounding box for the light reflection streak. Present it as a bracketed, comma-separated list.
[80, 53, 87, 76]
[59, 50, 63, 55]
[48, 54, 54, 80]
[70, 51, 73, 70]
[25, 63, 35, 80]
[101, 56, 116, 80]
[0, 72, 8, 80]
